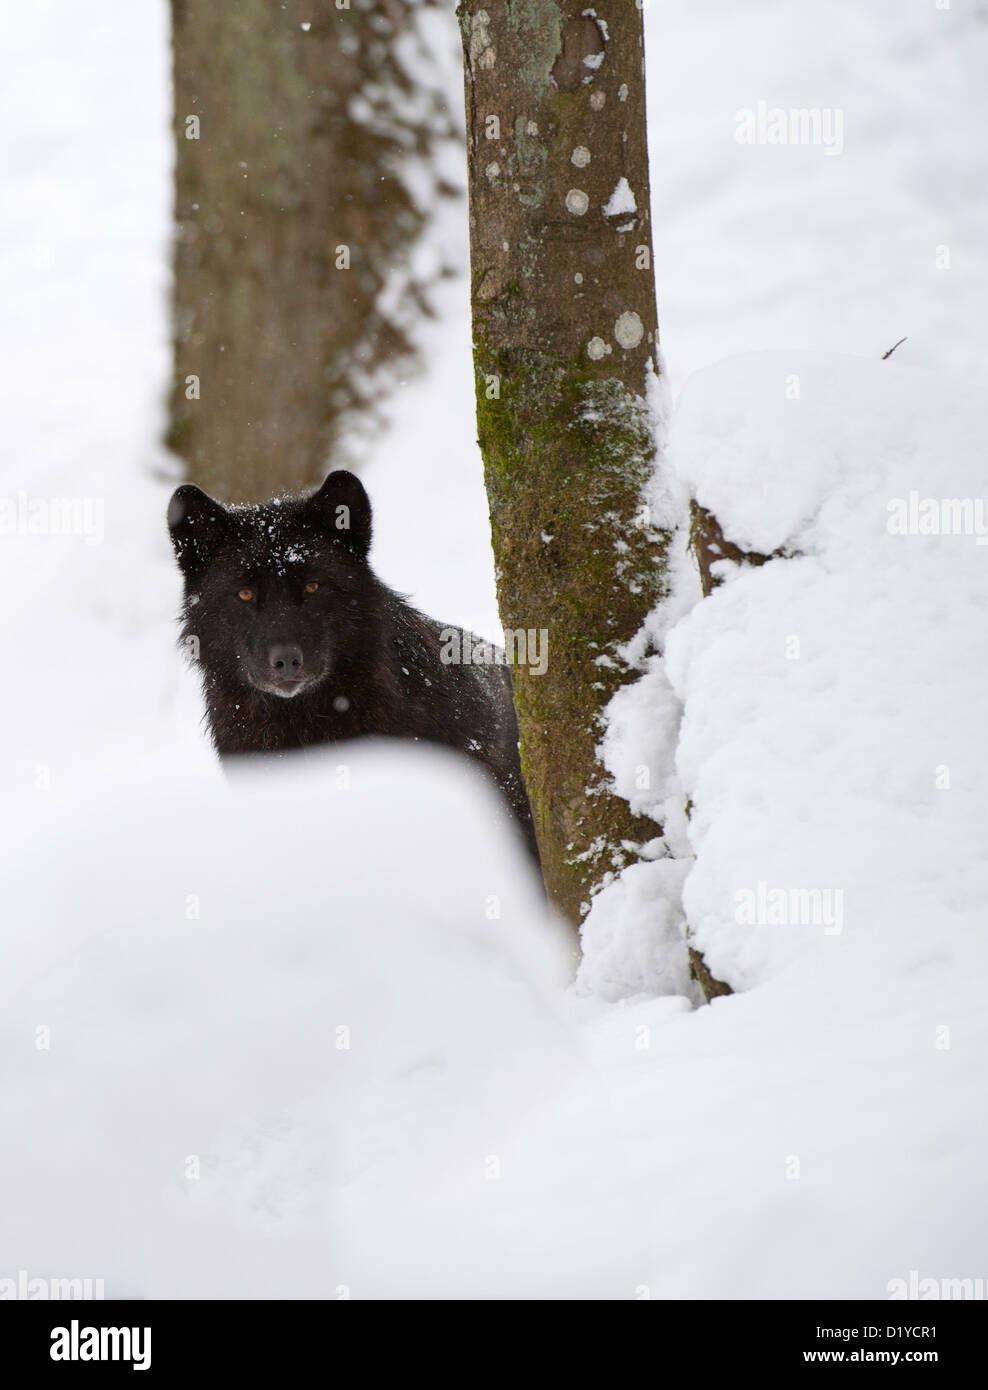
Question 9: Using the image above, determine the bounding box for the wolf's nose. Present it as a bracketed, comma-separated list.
[269, 644, 303, 674]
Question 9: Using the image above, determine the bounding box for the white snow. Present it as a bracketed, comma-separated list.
[603, 176, 637, 218]
[646, 0, 988, 389]
[2, 747, 631, 1299]
[577, 348, 988, 1290]
[1, 0, 986, 1300]
[660, 352, 988, 991]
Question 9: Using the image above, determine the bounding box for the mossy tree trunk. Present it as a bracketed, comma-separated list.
[457, 1, 673, 926]
[168, 0, 457, 502]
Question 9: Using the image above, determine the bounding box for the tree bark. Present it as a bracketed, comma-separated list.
[458, 1, 673, 926]
[689, 501, 773, 598]
[167, 0, 457, 502]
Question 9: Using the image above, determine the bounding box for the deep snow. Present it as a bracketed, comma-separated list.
[1, 0, 986, 1298]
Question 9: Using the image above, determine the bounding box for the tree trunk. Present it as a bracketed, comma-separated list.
[167, 0, 457, 502]
[457, 1, 673, 926]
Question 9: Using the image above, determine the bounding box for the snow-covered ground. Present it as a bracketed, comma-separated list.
[1, 1, 986, 1297]
[648, 0, 988, 386]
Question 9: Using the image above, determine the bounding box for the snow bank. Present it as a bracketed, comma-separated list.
[665, 351, 988, 991]
[585, 351, 988, 995]
[4, 0, 987, 1302]
[575, 351, 988, 1295]
[0, 745, 655, 1298]
[9, 727, 980, 1301]
[647, 0, 988, 390]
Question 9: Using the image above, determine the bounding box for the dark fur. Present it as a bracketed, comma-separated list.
[167, 470, 539, 863]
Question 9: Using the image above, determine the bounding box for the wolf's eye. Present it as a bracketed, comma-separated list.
[237, 587, 254, 602]
[303, 581, 319, 595]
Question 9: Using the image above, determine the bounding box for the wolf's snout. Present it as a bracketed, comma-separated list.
[268, 644, 303, 674]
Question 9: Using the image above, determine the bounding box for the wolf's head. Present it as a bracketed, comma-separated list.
[167, 470, 375, 698]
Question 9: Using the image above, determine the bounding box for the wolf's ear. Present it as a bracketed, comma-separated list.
[306, 470, 372, 557]
[167, 484, 230, 576]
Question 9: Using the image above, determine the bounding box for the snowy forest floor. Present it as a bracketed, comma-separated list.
[1, 1, 986, 1297]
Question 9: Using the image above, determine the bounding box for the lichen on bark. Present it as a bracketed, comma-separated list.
[477, 351, 673, 920]
[459, 1, 679, 925]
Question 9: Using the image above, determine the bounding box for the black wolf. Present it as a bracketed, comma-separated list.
[167, 470, 538, 862]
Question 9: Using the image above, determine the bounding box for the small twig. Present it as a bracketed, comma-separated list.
[882, 336, 908, 360]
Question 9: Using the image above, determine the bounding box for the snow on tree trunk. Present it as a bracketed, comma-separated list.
[685, 513, 767, 999]
[690, 502, 773, 599]
[458, 1, 676, 928]
[167, 0, 457, 502]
